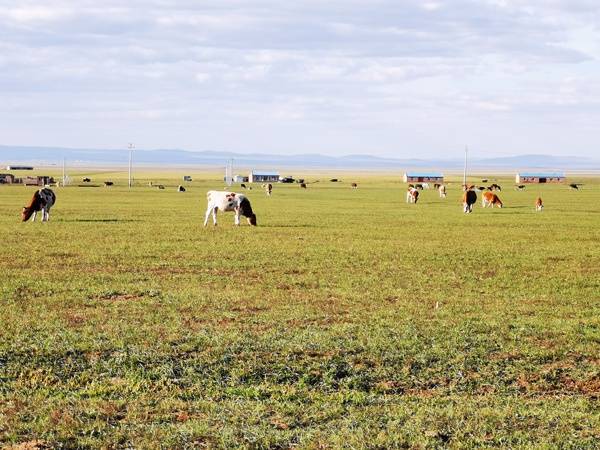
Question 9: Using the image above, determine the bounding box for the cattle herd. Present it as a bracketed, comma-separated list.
[19, 177, 575, 224]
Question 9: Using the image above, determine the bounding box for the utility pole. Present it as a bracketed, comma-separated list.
[62, 157, 66, 186]
[128, 143, 134, 188]
[463, 146, 468, 186]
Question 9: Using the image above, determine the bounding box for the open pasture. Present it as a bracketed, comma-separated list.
[1, 171, 599, 448]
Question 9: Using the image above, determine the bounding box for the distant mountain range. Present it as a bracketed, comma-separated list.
[1, 145, 598, 170]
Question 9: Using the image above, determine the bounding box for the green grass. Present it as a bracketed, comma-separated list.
[1, 171, 599, 448]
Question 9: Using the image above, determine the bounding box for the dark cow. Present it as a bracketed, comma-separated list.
[22, 188, 56, 222]
[300, 183, 307, 189]
[489, 183, 502, 191]
[569, 183, 580, 190]
[515, 185, 526, 191]
[177, 185, 186, 192]
[104, 181, 114, 187]
[82, 177, 91, 182]
[463, 189, 477, 213]
[351, 183, 358, 189]
[240, 183, 247, 189]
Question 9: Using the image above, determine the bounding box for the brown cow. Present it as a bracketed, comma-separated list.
[463, 189, 477, 213]
[482, 191, 503, 208]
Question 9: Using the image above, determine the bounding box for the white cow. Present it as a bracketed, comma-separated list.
[406, 187, 419, 204]
[438, 184, 447, 198]
[203, 190, 257, 226]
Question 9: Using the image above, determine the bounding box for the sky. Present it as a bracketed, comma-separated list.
[1, 0, 600, 159]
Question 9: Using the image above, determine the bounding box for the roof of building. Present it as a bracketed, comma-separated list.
[518, 172, 565, 177]
[404, 172, 444, 177]
[251, 171, 280, 176]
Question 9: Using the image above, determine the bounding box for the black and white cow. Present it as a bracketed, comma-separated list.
[22, 188, 56, 222]
[203, 191, 257, 226]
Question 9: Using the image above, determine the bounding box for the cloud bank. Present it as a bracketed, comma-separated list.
[1, 1, 599, 157]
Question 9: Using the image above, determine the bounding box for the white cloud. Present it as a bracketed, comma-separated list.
[0, 0, 599, 157]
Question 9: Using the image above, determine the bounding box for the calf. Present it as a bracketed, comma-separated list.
[265, 183, 273, 196]
[482, 191, 503, 208]
[515, 185, 526, 191]
[177, 185, 186, 192]
[22, 188, 56, 222]
[204, 191, 257, 226]
[104, 181, 114, 187]
[240, 183, 247, 189]
[82, 177, 91, 183]
[463, 189, 477, 213]
[535, 197, 543, 211]
[351, 183, 358, 189]
[300, 183, 307, 189]
[569, 183, 579, 190]
[406, 187, 419, 204]
[438, 184, 447, 198]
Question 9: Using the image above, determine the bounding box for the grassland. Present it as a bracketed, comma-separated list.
[1, 169, 599, 449]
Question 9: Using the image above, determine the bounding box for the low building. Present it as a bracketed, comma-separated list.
[515, 172, 565, 184]
[6, 166, 34, 170]
[403, 172, 444, 183]
[249, 171, 279, 183]
[0, 174, 16, 184]
[22, 176, 55, 186]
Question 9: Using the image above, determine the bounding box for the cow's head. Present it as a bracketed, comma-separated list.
[239, 198, 257, 226]
[22, 206, 32, 221]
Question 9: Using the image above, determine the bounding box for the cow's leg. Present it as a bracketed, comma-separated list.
[203, 206, 212, 226]
[31, 210, 37, 222]
[212, 207, 218, 225]
[234, 207, 241, 225]
[42, 208, 48, 222]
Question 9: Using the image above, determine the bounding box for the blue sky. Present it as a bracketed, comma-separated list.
[1, 1, 599, 159]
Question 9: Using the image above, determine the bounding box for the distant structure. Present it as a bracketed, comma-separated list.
[6, 165, 33, 171]
[249, 171, 280, 183]
[1, 175, 54, 186]
[403, 172, 444, 183]
[515, 172, 565, 184]
[0, 174, 16, 184]
[233, 175, 249, 183]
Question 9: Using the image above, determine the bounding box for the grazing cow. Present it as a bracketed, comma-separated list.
[156, 185, 165, 190]
[535, 197, 543, 211]
[438, 184, 447, 198]
[265, 183, 272, 196]
[569, 183, 580, 190]
[433, 183, 441, 189]
[82, 177, 91, 183]
[300, 183, 307, 189]
[204, 191, 257, 226]
[482, 191, 503, 208]
[482, 179, 488, 183]
[22, 188, 56, 222]
[330, 179, 339, 182]
[414, 183, 424, 190]
[240, 183, 247, 189]
[177, 185, 186, 192]
[489, 183, 502, 191]
[463, 188, 477, 213]
[421, 183, 430, 189]
[104, 181, 114, 187]
[406, 187, 419, 204]
[477, 186, 486, 191]
[351, 183, 358, 189]
[515, 185, 526, 191]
